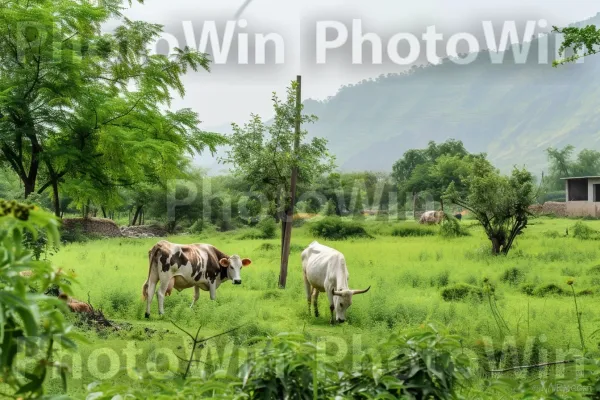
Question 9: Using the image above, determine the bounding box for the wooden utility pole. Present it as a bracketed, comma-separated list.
[279, 75, 301, 289]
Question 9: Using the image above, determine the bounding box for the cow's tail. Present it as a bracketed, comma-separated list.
[142, 245, 161, 301]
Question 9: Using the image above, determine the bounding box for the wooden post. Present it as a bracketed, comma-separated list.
[279, 75, 301, 289]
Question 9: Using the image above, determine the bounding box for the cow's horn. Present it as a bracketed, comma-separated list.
[332, 289, 343, 296]
[351, 286, 371, 295]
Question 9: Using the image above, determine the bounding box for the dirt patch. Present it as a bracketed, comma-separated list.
[62, 217, 123, 237]
[120, 225, 168, 238]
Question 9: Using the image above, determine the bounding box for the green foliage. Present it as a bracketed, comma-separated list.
[553, 24, 600, 65]
[0, 0, 224, 216]
[444, 160, 536, 255]
[0, 199, 78, 397]
[308, 217, 372, 240]
[257, 217, 277, 239]
[543, 145, 600, 191]
[572, 221, 600, 240]
[392, 139, 485, 209]
[441, 283, 484, 301]
[221, 81, 335, 220]
[533, 283, 566, 297]
[86, 326, 471, 399]
[391, 224, 437, 237]
[439, 213, 470, 238]
[324, 198, 337, 216]
[500, 267, 526, 286]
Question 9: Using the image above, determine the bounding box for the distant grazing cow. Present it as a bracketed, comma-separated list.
[142, 240, 251, 318]
[19, 270, 33, 277]
[419, 211, 444, 225]
[301, 241, 370, 324]
[58, 293, 93, 313]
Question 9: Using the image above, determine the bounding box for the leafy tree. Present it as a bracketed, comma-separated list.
[0, 0, 224, 216]
[221, 81, 335, 222]
[444, 158, 536, 255]
[392, 139, 482, 212]
[545, 145, 600, 191]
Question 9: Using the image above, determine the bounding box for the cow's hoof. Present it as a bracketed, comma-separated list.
[144, 313, 150, 319]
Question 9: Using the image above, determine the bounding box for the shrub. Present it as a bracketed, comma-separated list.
[543, 230, 561, 239]
[440, 213, 470, 238]
[520, 283, 536, 296]
[309, 217, 372, 240]
[533, 283, 566, 297]
[257, 217, 277, 239]
[441, 283, 483, 301]
[500, 267, 526, 286]
[391, 224, 436, 237]
[587, 265, 600, 275]
[572, 222, 599, 240]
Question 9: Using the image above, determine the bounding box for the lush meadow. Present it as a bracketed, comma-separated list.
[45, 216, 600, 397]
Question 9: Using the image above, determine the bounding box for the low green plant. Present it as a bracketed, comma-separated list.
[309, 217, 372, 240]
[391, 224, 436, 237]
[440, 213, 471, 238]
[441, 283, 483, 301]
[572, 222, 599, 240]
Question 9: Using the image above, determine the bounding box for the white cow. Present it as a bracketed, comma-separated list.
[301, 241, 370, 324]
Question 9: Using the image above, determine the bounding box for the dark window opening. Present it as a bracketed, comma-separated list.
[595, 184, 600, 202]
[568, 179, 588, 201]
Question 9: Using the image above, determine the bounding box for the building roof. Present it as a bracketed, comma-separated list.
[560, 176, 600, 180]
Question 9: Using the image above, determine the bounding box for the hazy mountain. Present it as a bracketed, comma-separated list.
[299, 13, 600, 174]
[198, 13, 600, 175]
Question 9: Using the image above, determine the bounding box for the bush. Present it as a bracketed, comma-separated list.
[441, 283, 483, 301]
[543, 230, 561, 239]
[440, 213, 470, 238]
[391, 224, 436, 237]
[533, 283, 566, 297]
[500, 267, 526, 286]
[520, 283, 536, 296]
[572, 222, 599, 240]
[587, 265, 600, 275]
[257, 217, 277, 239]
[309, 217, 372, 240]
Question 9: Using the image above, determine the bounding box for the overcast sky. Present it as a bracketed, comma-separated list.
[118, 0, 600, 129]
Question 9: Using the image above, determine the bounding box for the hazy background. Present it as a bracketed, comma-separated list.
[113, 0, 600, 173]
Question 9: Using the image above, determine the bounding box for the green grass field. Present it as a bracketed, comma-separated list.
[46, 217, 600, 397]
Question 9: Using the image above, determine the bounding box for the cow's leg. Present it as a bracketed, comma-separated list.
[145, 279, 157, 319]
[303, 273, 312, 316]
[312, 288, 320, 317]
[209, 281, 217, 301]
[191, 286, 200, 308]
[327, 290, 335, 325]
[157, 279, 170, 316]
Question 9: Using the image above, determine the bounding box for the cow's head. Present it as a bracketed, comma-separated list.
[332, 286, 371, 322]
[219, 255, 251, 284]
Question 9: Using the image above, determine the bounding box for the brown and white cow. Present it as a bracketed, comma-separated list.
[419, 210, 444, 225]
[142, 240, 251, 318]
[301, 241, 370, 324]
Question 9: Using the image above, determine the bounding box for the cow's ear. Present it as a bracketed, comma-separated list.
[219, 258, 230, 268]
[242, 258, 252, 267]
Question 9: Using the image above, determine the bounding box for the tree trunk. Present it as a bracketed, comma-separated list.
[491, 237, 502, 255]
[51, 179, 60, 218]
[131, 205, 143, 226]
[412, 192, 417, 221]
[440, 198, 444, 212]
[24, 178, 36, 198]
[101, 207, 107, 218]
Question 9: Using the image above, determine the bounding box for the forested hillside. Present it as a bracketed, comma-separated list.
[302, 14, 600, 173]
